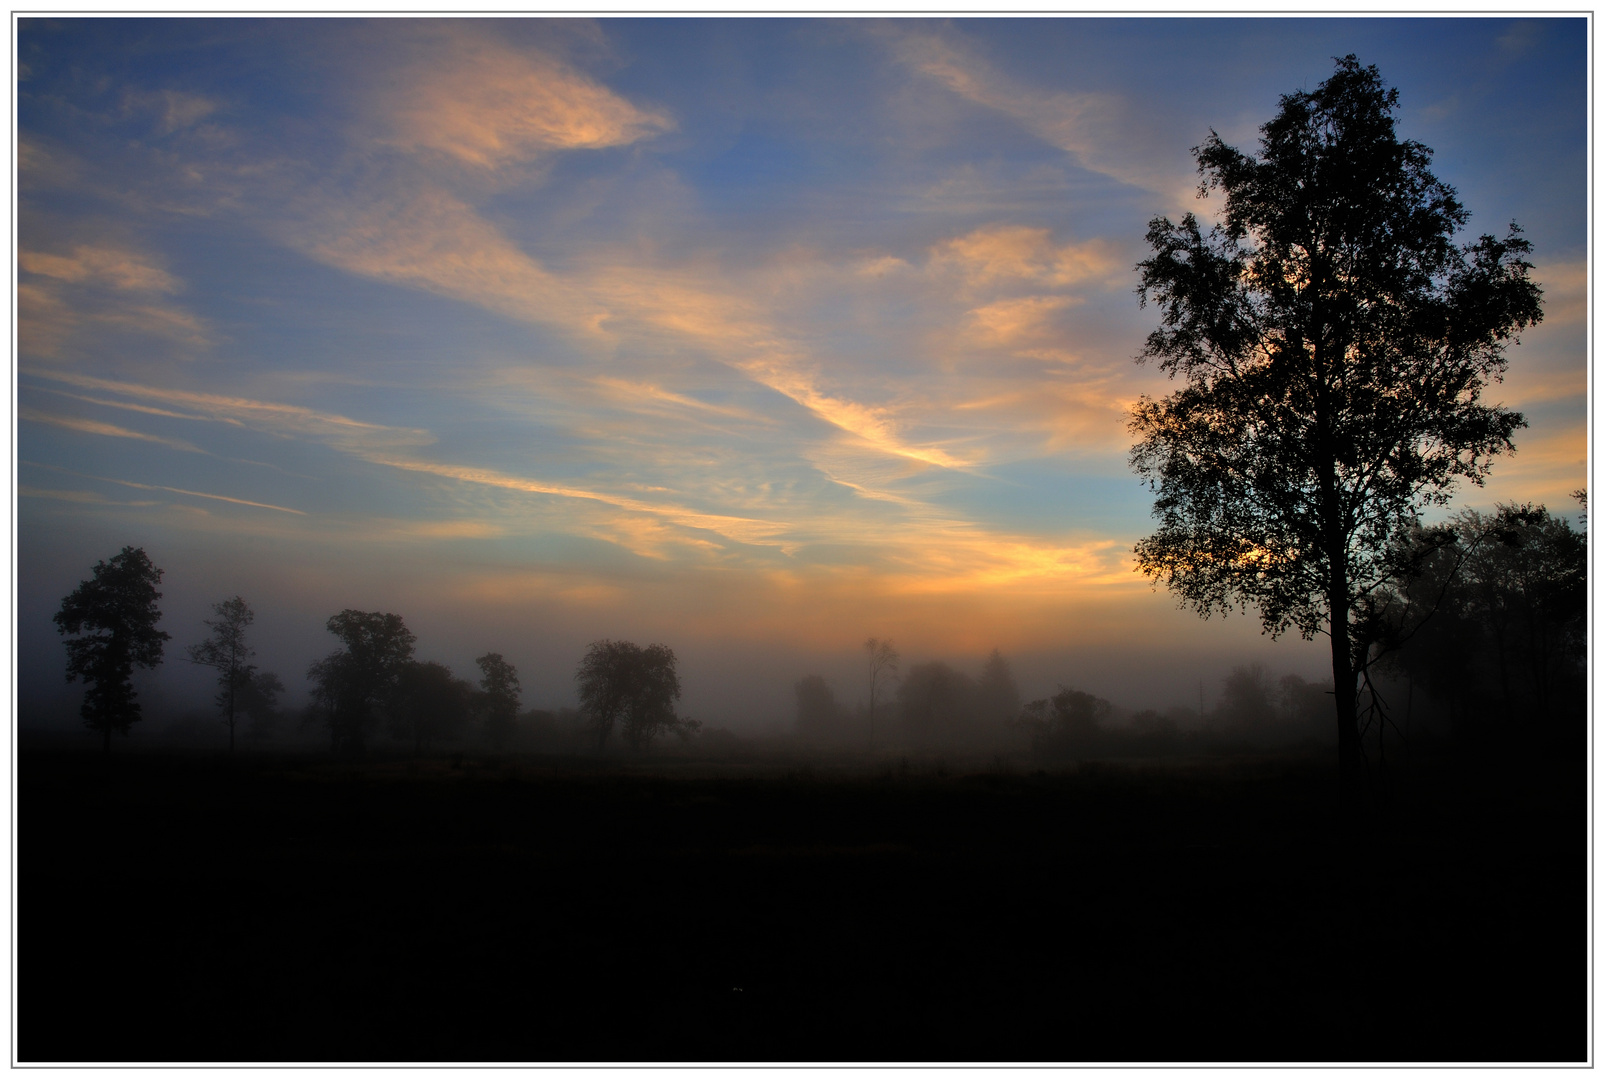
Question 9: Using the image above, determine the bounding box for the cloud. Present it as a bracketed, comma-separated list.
[929, 225, 1119, 289]
[1531, 260, 1586, 326]
[965, 295, 1077, 345]
[20, 406, 206, 454]
[20, 485, 159, 507]
[25, 371, 435, 457]
[377, 27, 673, 168]
[122, 88, 221, 135]
[292, 185, 610, 338]
[70, 472, 307, 515]
[887, 29, 1190, 203]
[364, 454, 795, 550]
[17, 244, 211, 354]
[19, 245, 180, 293]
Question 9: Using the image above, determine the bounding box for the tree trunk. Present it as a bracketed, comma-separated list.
[1331, 609, 1361, 810]
[103, 725, 111, 754]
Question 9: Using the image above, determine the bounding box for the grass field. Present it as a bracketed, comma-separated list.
[19, 739, 1584, 1063]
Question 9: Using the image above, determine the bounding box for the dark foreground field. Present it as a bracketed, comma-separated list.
[21, 741, 1584, 1063]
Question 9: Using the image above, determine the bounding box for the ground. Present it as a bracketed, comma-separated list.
[19, 738, 1584, 1063]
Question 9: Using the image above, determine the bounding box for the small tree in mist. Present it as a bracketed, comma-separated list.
[897, 661, 977, 746]
[55, 546, 170, 753]
[236, 670, 286, 742]
[475, 652, 522, 751]
[977, 648, 1022, 728]
[391, 660, 473, 756]
[1019, 686, 1111, 758]
[307, 610, 416, 756]
[186, 596, 277, 754]
[1216, 663, 1277, 735]
[576, 640, 697, 752]
[795, 675, 844, 741]
[863, 638, 899, 747]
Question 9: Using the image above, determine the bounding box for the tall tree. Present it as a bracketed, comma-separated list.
[863, 637, 899, 748]
[54, 546, 171, 752]
[475, 652, 522, 751]
[306, 610, 416, 756]
[186, 596, 260, 754]
[1130, 56, 1542, 802]
[391, 660, 473, 756]
[576, 639, 694, 752]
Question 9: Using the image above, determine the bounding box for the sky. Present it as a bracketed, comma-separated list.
[15, 17, 1589, 732]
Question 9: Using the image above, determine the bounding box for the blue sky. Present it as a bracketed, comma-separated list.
[17, 17, 1588, 728]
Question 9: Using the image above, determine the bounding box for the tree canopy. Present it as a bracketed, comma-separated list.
[475, 652, 522, 751]
[55, 546, 170, 751]
[576, 639, 695, 752]
[307, 609, 416, 755]
[1130, 56, 1543, 798]
[186, 595, 265, 754]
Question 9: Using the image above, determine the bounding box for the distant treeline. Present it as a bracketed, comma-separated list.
[50, 501, 1584, 760]
[789, 502, 1586, 761]
[791, 650, 1336, 759]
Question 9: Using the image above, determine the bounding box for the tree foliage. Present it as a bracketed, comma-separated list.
[1370, 501, 1586, 751]
[1130, 56, 1543, 795]
[794, 674, 844, 740]
[897, 661, 977, 746]
[576, 639, 695, 752]
[475, 652, 522, 751]
[306, 610, 416, 755]
[186, 596, 273, 753]
[54, 546, 170, 751]
[1018, 686, 1111, 758]
[863, 637, 899, 746]
[391, 660, 473, 755]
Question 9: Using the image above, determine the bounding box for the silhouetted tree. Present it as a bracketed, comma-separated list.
[897, 661, 977, 745]
[392, 660, 473, 756]
[1278, 673, 1334, 742]
[1019, 686, 1111, 758]
[237, 670, 285, 742]
[576, 639, 695, 752]
[475, 652, 522, 751]
[306, 610, 416, 756]
[186, 596, 266, 754]
[1131, 56, 1542, 803]
[1217, 663, 1276, 735]
[795, 674, 843, 740]
[977, 648, 1022, 728]
[55, 546, 170, 752]
[863, 637, 899, 747]
[1372, 501, 1585, 751]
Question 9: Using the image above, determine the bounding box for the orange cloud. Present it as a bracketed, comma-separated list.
[930, 225, 1118, 288]
[19, 245, 179, 292]
[20, 406, 205, 454]
[294, 185, 610, 337]
[380, 27, 672, 168]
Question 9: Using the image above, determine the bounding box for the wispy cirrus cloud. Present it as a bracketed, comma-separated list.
[885, 28, 1193, 205]
[375, 25, 673, 169]
[19, 244, 180, 292]
[38, 467, 308, 515]
[20, 405, 206, 454]
[17, 240, 211, 355]
[290, 185, 612, 338]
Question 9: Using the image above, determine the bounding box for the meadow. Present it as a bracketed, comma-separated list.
[20, 736, 1582, 1063]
